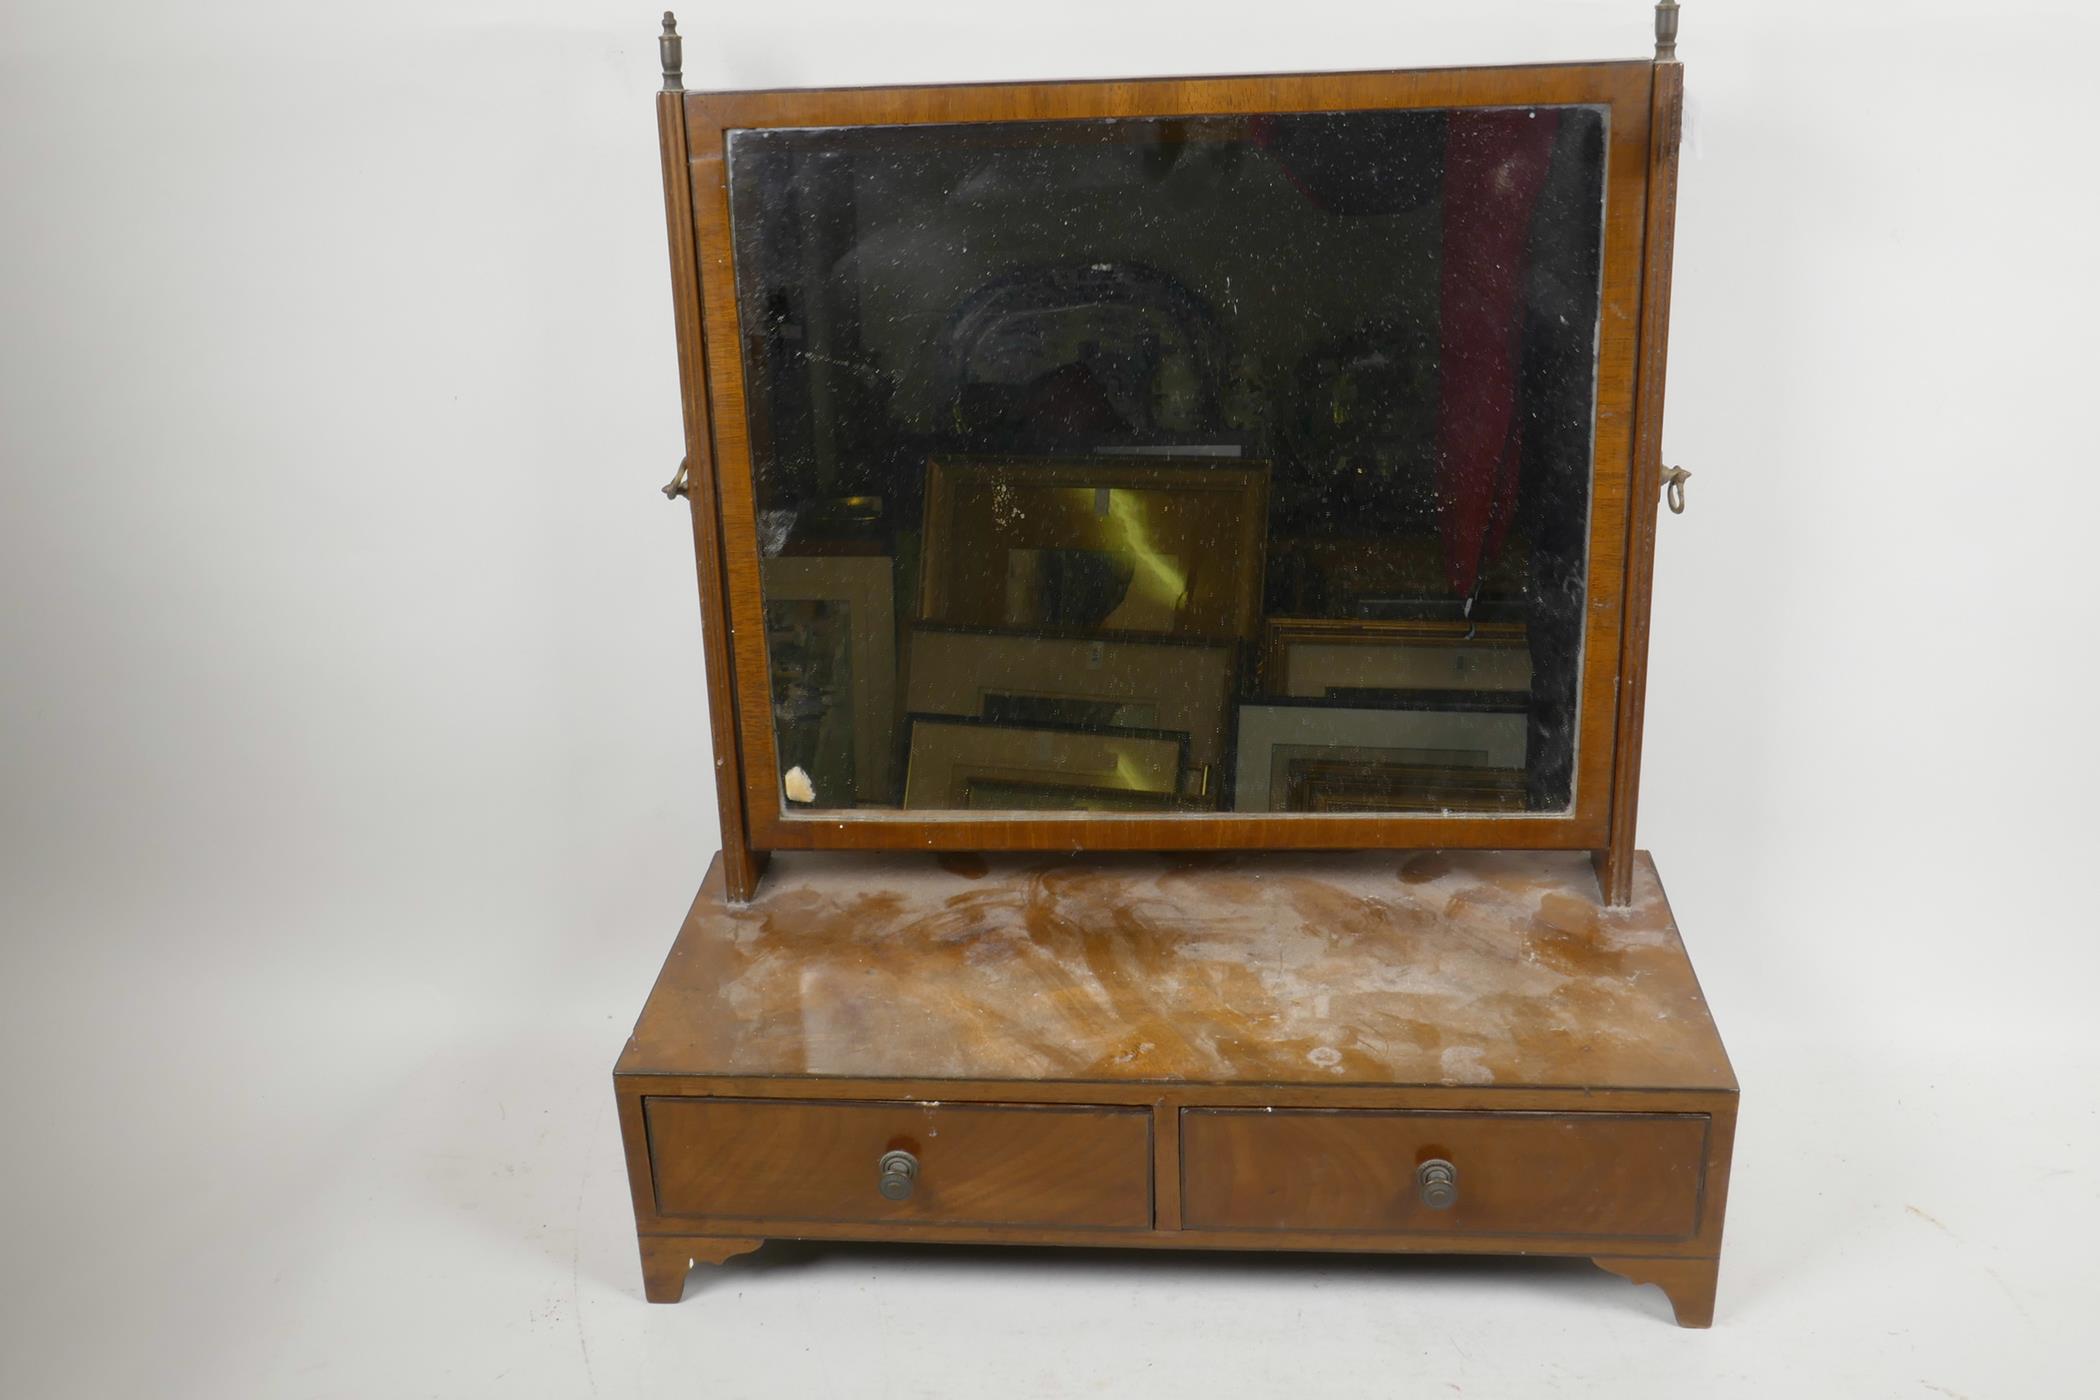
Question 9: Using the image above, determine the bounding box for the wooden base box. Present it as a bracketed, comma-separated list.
[615, 849, 1737, 1326]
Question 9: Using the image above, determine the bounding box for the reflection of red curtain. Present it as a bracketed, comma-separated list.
[1437, 110, 1561, 599]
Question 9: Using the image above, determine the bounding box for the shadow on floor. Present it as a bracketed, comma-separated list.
[669, 1238, 1672, 1321]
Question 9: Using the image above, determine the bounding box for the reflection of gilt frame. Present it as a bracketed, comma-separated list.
[1283, 760, 1528, 813]
[903, 716, 1186, 811]
[1260, 619, 1531, 699]
[917, 456, 1268, 640]
[1232, 701, 1529, 813]
[759, 556, 897, 805]
[905, 625, 1233, 801]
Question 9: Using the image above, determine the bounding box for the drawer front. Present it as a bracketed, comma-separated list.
[646, 1097, 1152, 1230]
[1182, 1109, 1707, 1239]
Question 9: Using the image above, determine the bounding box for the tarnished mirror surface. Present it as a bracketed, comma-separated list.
[726, 104, 1608, 817]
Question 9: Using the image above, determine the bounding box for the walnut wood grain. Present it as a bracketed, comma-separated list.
[635, 1218, 1725, 1264]
[655, 88, 763, 900]
[1181, 1109, 1707, 1238]
[612, 849, 1738, 1319]
[619, 848, 1732, 1091]
[675, 63, 1653, 864]
[1597, 58, 1685, 904]
[1593, 1253, 1719, 1328]
[645, 1098, 1153, 1229]
[616, 1080, 1737, 1321]
[638, 1234, 764, 1304]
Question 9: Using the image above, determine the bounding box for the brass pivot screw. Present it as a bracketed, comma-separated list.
[877, 1149, 919, 1201]
[1417, 1158, 1459, 1210]
[662, 457, 690, 501]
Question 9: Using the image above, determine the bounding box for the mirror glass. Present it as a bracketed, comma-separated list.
[726, 104, 1608, 816]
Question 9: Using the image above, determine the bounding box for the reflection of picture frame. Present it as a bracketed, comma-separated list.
[1232, 701, 1529, 813]
[902, 716, 1186, 811]
[1283, 760, 1528, 813]
[759, 556, 897, 806]
[958, 779, 1181, 813]
[1260, 619, 1531, 699]
[905, 625, 1234, 800]
[917, 456, 1268, 640]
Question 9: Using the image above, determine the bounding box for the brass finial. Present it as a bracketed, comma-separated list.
[1655, 1, 1680, 61]
[660, 12, 683, 92]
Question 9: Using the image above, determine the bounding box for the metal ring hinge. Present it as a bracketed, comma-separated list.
[662, 458, 690, 501]
[1662, 465, 1691, 514]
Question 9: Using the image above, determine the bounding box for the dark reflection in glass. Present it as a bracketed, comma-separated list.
[727, 104, 1607, 817]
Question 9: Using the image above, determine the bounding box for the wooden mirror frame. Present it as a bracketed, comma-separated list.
[655, 28, 1685, 903]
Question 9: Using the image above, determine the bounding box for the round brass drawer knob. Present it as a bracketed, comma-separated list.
[1417, 1158, 1458, 1210]
[877, 1149, 919, 1201]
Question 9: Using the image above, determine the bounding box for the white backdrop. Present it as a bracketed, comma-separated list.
[3, 2, 2095, 1396]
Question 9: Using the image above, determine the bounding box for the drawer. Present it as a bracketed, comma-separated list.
[645, 1097, 1152, 1229]
[1181, 1109, 1707, 1239]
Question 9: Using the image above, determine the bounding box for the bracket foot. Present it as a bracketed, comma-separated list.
[639, 1235, 765, 1303]
[1593, 1254, 1719, 1327]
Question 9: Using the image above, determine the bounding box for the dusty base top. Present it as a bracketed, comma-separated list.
[621, 848, 1733, 1092]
